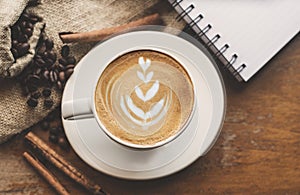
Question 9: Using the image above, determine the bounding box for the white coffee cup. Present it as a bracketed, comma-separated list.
[62, 44, 196, 150]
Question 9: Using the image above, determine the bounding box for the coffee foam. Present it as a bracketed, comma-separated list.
[95, 50, 194, 146]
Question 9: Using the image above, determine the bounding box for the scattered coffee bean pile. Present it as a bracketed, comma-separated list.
[11, 10, 41, 59]
[11, 11, 76, 108]
[39, 108, 70, 151]
[10, 9, 76, 150]
[57, 45, 76, 88]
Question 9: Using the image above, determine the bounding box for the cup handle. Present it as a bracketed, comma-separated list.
[62, 98, 93, 120]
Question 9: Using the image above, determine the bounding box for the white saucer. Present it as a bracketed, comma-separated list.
[62, 31, 226, 180]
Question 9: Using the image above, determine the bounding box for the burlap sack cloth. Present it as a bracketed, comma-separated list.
[0, 0, 184, 143]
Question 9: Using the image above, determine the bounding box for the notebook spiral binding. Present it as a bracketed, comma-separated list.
[170, 0, 246, 81]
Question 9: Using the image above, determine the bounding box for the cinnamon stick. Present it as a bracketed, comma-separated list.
[23, 152, 70, 195]
[25, 132, 108, 195]
[59, 13, 162, 43]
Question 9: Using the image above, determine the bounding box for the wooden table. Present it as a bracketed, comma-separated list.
[1, 2, 299, 195]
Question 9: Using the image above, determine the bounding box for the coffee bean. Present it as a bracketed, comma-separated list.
[47, 51, 57, 62]
[42, 88, 51, 97]
[65, 64, 75, 70]
[37, 45, 46, 55]
[45, 58, 55, 67]
[27, 75, 40, 85]
[11, 48, 18, 58]
[27, 84, 38, 93]
[58, 136, 65, 143]
[49, 70, 58, 83]
[29, 16, 39, 23]
[12, 40, 18, 47]
[16, 25, 21, 32]
[27, 97, 38, 107]
[22, 13, 30, 20]
[50, 127, 59, 135]
[26, 22, 33, 30]
[42, 70, 50, 80]
[16, 42, 22, 50]
[42, 51, 49, 60]
[40, 121, 50, 130]
[24, 28, 33, 37]
[57, 126, 63, 133]
[18, 34, 28, 43]
[31, 91, 41, 99]
[49, 134, 58, 143]
[65, 67, 74, 78]
[57, 64, 65, 71]
[58, 137, 69, 150]
[27, 74, 40, 82]
[57, 81, 63, 90]
[27, 75, 40, 86]
[41, 33, 47, 42]
[58, 71, 65, 82]
[44, 98, 53, 108]
[58, 58, 68, 66]
[66, 56, 76, 64]
[34, 54, 42, 60]
[34, 68, 42, 76]
[21, 42, 30, 50]
[61, 45, 70, 57]
[45, 39, 54, 50]
[20, 21, 27, 29]
[17, 31, 23, 40]
[17, 43, 30, 56]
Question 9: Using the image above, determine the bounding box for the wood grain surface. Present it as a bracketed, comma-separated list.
[0, 1, 299, 195]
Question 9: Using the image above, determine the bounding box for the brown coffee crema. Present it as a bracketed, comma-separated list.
[95, 50, 194, 146]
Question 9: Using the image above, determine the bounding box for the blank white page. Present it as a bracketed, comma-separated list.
[177, 0, 300, 81]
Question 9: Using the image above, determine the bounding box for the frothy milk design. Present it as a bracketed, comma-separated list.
[120, 57, 170, 130]
[95, 50, 194, 145]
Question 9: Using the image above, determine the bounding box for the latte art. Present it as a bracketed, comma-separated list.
[119, 57, 170, 132]
[95, 50, 194, 146]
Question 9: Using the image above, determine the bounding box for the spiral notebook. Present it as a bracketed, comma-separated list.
[169, 0, 300, 81]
